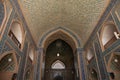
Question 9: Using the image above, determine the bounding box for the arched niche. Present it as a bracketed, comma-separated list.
[86, 48, 94, 62]
[9, 20, 25, 49]
[51, 60, 65, 69]
[0, 52, 18, 80]
[100, 22, 119, 50]
[107, 52, 120, 80]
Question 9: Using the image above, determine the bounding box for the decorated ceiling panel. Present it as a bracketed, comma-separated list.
[18, 0, 109, 46]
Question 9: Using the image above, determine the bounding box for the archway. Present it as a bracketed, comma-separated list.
[44, 39, 75, 80]
[38, 27, 82, 80]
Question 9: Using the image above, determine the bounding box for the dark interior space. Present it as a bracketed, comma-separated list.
[44, 39, 75, 80]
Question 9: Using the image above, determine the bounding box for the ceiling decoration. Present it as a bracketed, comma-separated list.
[18, 0, 109, 46]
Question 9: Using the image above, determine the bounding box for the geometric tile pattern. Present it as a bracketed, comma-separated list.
[0, 2, 4, 26]
[18, 0, 109, 46]
[1, 42, 12, 54]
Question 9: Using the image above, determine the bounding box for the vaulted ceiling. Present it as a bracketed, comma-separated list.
[18, 0, 109, 46]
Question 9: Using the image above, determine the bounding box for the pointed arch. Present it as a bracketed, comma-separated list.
[0, 51, 18, 72]
[38, 27, 82, 80]
[9, 20, 25, 49]
[51, 60, 65, 69]
[100, 21, 118, 50]
[38, 27, 81, 52]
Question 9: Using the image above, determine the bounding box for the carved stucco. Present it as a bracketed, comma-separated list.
[18, 0, 109, 46]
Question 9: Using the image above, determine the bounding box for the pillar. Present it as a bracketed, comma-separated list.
[77, 48, 86, 80]
[34, 48, 44, 80]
